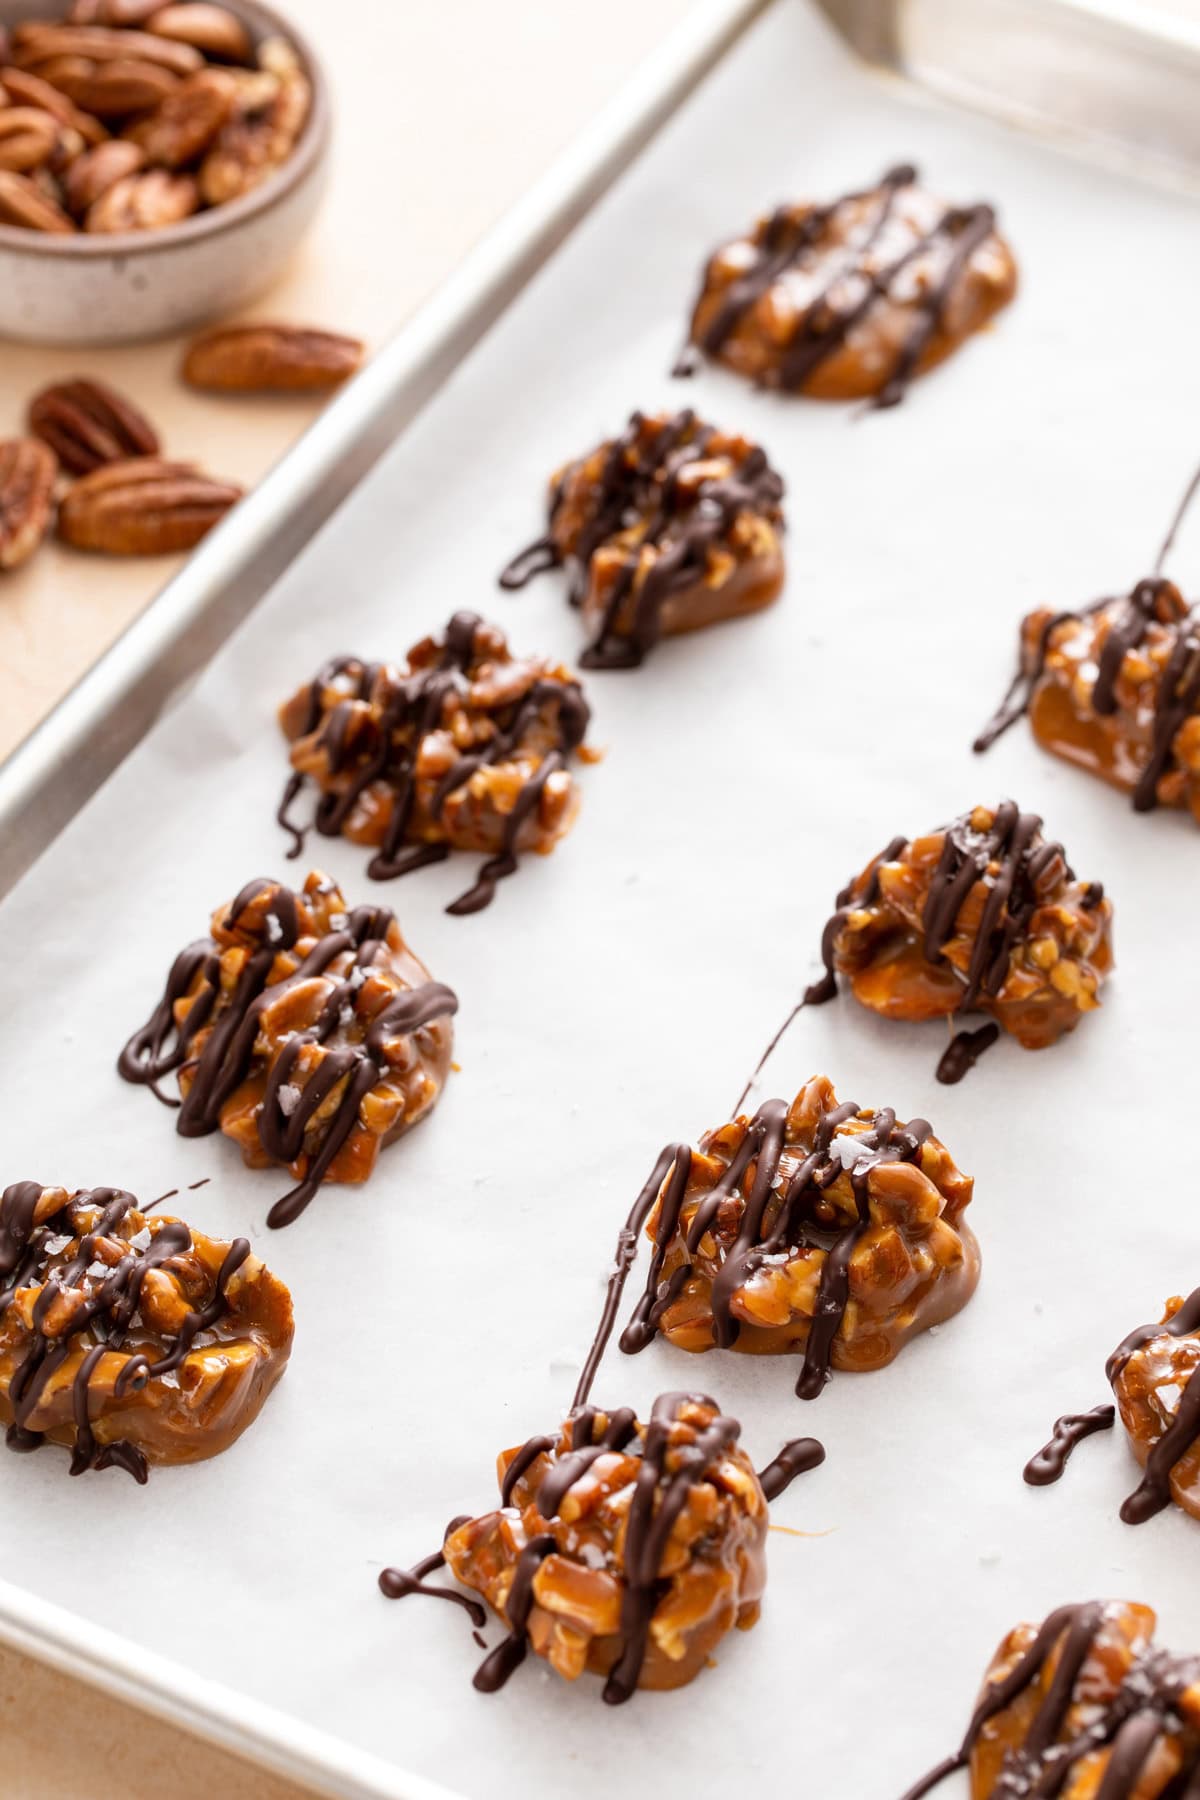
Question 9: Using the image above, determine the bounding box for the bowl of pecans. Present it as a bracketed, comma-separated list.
[0, 0, 330, 344]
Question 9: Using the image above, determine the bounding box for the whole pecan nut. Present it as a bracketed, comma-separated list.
[28, 378, 160, 475]
[183, 322, 365, 393]
[0, 168, 75, 231]
[11, 26, 202, 120]
[0, 68, 108, 144]
[85, 166, 197, 231]
[0, 438, 58, 571]
[58, 456, 242, 553]
[126, 66, 236, 167]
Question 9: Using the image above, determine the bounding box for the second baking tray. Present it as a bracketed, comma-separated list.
[2, 1, 1200, 1797]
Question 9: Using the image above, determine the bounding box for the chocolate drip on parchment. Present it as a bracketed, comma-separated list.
[898, 1600, 1200, 1799]
[682, 164, 998, 409]
[1024, 1288, 1200, 1524]
[499, 410, 784, 669]
[118, 879, 459, 1228]
[278, 611, 590, 912]
[0, 1183, 248, 1482]
[578, 1094, 930, 1404]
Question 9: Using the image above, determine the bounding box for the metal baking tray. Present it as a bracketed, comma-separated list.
[1, 3, 1198, 1797]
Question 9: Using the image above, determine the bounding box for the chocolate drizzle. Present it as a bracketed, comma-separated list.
[686, 164, 999, 408]
[499, 410, 784, 669]
[118, 879, 459, 1228]
[579, 1094, 931, 1402]
[0, 1183, 248, 1482]
[1023, 1405, 1115, 1486]
[899, 1601, 1200, 1799]
[758, 1436, 826, 1500]
[277, 612, 590, 912]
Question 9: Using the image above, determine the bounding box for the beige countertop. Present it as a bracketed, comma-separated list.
[0, 3, 693, 1795]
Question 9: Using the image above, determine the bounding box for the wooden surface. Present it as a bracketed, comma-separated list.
[0, 4, 693, 1795]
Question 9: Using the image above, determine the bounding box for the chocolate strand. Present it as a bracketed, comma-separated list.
[279, 615, 589, 910]
[0, 1184, 244, 1481]
[758, 1436, 825, 1500]
[118, 885, 459, 1228]
[1023, 1406, 1116, 1486]
[498, 411, 784, 669]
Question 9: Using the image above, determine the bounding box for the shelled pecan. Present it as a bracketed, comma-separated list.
[182, 321, 365, 392]
[0, 437, 58, 570]
[29, 377, 160, 475]
[58, 455, 241, 553]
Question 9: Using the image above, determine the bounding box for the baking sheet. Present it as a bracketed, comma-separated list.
[2, 1, 1200, 1795]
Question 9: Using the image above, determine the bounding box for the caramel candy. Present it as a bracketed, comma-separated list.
[816, 802, 1113, 1083]
[499, 409, 785, 669]
[118, 871, 457, 1227]
[278, 612, 591, 914]
[899, 1600, 1200, 1799]
[1108, 1290, 1200, 1525]
[384, 1393, 771, 1701]
[978, 577, 1200, 823]
[0, 1182, 292, 1480]
[682, 164, 1016, 405]
[592, 1077, 977, 1402]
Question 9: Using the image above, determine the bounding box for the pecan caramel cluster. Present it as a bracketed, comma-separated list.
[978, 576, 1200, 822]
[817, 802, 1113, 1082]
[0, 1182, 293, 1480]
[500, 408, 786, 668]
[0, 8, 310, 237]
[900, 1601, 1200, 1799]
[1108, 1291, 1200, 1526]
[681, 164, 1017, 405]
[278, 612, 591, 914]
[615, 1076, 978, 1398]
[118, 871, 457, 1227]
[401, 1393, 769, 1701]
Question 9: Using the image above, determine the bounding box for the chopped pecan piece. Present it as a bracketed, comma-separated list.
[899, 1600, 1200, 1798]
[586, 1076, 977, 1402]
[0, 166, 75, 230]
[0, 1181, 292, 1480]
[811, 801, 1113, 1083]
[277, 612, 591, 915]
[58, 456, 240, 552]
[198, 34, 308, 205]
[182, 321, 365, 392]
[0, 437, 58, 571]
[382, 1394, 771, 1700]
[125, 64, 235, 166]
[29, 376, 160, 474]
[501, 408, 785, 669]
[978, 576, 1200, 823]
[681, 164, 1017, 405]
[85, 164, 198, 229]
[118, 871, 458, 1228]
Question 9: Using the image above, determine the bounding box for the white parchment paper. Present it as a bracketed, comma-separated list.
[3, 3, 1200, 1794]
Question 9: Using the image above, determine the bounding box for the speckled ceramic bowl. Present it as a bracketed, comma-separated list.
[0, 0, 330, 345]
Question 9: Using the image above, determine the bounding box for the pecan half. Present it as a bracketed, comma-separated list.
[199, 36, 308, 205]
[85, 166, 197, 231]
[0, 69, 108, 145]
[29, 378, 160, 475]
[145, 4, 253, 63]
[11, 24, 201, 118]
[58, 457, 241, 554]
[63, 137, 144, 213]
[183, 322, 365, 393]
[66, 0, 163, 22]
[0, 438, 58, 572]
[126, 65, 235, 166]
[0, 168, 75, 231]
[0, 107, 60, 173]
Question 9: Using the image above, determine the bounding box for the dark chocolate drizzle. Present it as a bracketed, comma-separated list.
[277, 611, 590, 912]
[758, 1436, 826, 1500]
[899, 1600, 1200, 1799]
[579, 1094, 930, 1402]
[498, 410, 784, 669]
[684, 164, 998, 409]
[1023, 1405, 1116, 1486]
[117, 879, 459, 1228]
[0, 1183, 248, 1482]
[381, 1391, 765, 1705]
